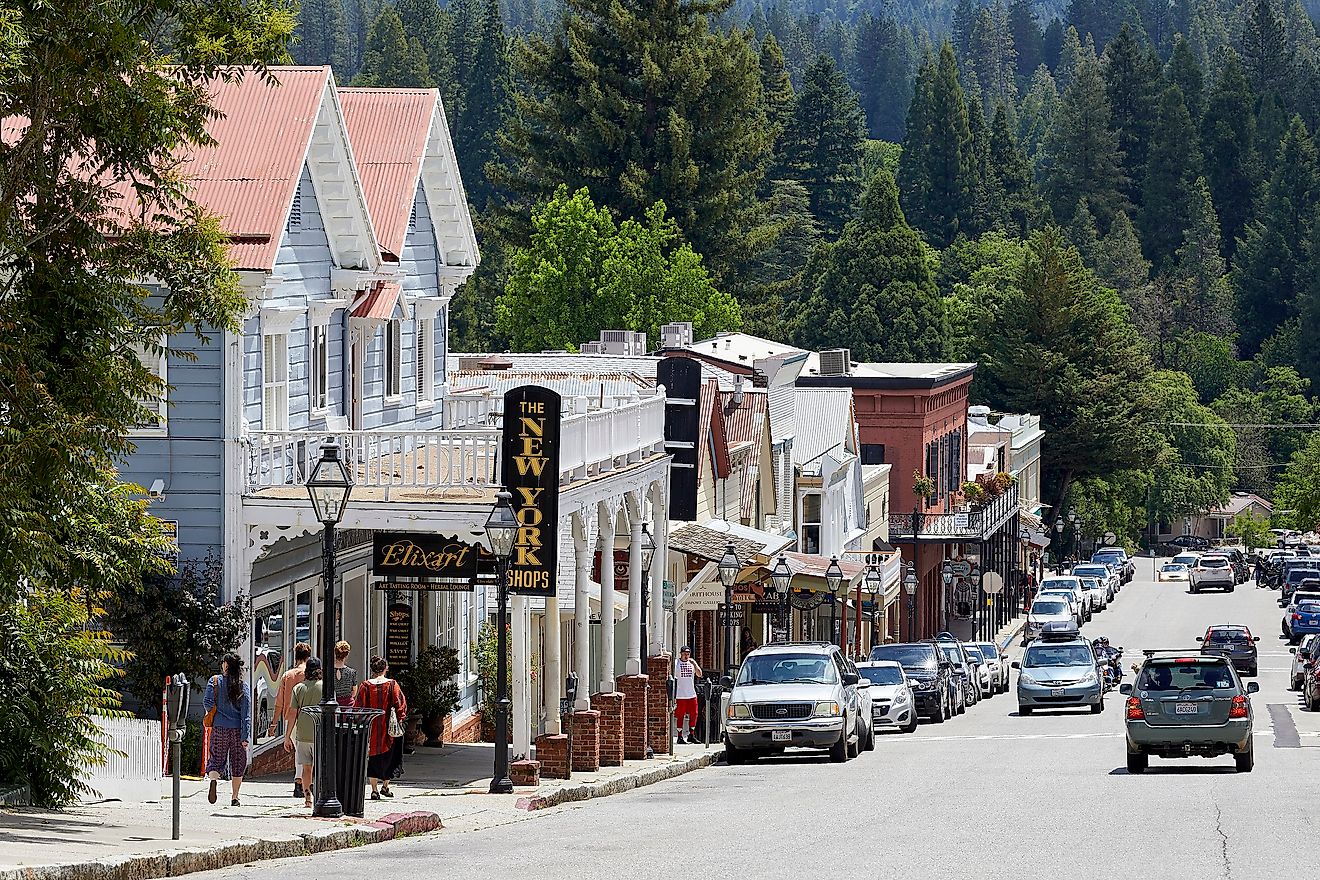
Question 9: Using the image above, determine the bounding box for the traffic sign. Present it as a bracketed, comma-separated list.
[1103, 531, 1117, 545]
[718, 606, 745, 626]
[950, 560, 972, 577]
[981, 571, 1005, 594]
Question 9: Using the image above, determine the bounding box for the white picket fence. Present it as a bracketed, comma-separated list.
[82, 715, 163, 803]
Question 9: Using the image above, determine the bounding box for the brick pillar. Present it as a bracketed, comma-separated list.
[616, 673, 650, 760]
[591, 692, 625, 767]
[535, 733, 570, 779]
[570, 709, 600, 772]
[646, 654, 672, 755]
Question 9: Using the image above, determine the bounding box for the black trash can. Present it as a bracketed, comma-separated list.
[301, 706, 382, 818]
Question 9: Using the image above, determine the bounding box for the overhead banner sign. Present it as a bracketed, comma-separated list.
[501, 385, 561, 596]
[373, 532, 482, 584]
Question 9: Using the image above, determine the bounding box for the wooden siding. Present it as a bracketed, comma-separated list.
[119, 327, 225, 561]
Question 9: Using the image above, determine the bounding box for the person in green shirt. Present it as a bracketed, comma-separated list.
[285, 656, 323, 808]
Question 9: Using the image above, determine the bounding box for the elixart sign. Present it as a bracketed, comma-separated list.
[500, 385, 561, 596]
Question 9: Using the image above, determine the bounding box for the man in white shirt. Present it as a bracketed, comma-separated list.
[673, 646, 702, 744]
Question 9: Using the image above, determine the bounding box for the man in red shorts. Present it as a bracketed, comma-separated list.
[673, 646, 701, 744]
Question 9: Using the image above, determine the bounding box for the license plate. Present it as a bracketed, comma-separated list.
[1051, 688, 1065, 696]
[771, 730, 792, 742]
[1175, 703, 1199, 715]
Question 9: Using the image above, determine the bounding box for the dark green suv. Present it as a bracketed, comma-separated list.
[1120, 652, 1259, 774]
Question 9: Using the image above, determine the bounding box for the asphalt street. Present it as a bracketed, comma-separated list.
[202, 557, 1320, 880]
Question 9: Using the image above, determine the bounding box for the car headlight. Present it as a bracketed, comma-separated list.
[728, 703, 751, 720]
[894, 690, 909, 703]
[814, 701, 841, 717]
[1018, 671, 1036, 685]
[1079, 670, 1097, 684]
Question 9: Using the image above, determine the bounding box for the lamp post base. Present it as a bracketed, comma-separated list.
[489, 776, 514, 795]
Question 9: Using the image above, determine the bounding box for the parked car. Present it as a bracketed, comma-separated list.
[1171, 551, 1201, 569]
[1280, 565, 1320, 604]
[1157, 562, 1190, 582]
[869, 641, 956, 723]
[1023, 596, 1077, 645]
[1190, 555, 1235, 593]
[855, 660, 919, 734]
[1304, 655, 1320, 710]
[1289, 633, 1319, 690]
[935, 636, 982, 706]
[1071, 563, 1119, 601]
[1014, 623, 1104, 715]
[963, 645, 995, 697]
[1196, 625, 1259, 675]
[1092, 547, 1136, 583]
[1121, 652, 1258, 773]
[1166, 534, 1212, 551]
[974, 641, 1011, 695]
[1078, 576, 1108, 611]
[1286, 596, 1320, 646]
[724, 642, 872, 764]
[1222, 548, 1250, 584]
[1039, 580, 1089, 624]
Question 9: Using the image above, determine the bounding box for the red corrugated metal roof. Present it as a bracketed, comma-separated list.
[338, 89, 435, 262]
[351, 280, 402, 319]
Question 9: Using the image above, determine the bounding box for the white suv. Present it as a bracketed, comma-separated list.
[1190, 555, 1236, 593]
[724, 643, 873, 764]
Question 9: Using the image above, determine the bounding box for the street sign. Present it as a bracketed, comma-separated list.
[662, 580, 676, 611]
[953, 513, 970, 530]
[982, 571, 1005, 594]
[718, 606, 745, 626]
[950, 560, 972, 577]
[1103, 531, 1117, 544]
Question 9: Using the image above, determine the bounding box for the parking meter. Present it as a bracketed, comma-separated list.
[564, 672, 579, 709]
[163, 673, 189, 840]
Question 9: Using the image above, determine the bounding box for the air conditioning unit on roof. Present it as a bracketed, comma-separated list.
[599, 330, 647, 355]
[660, 322, 694, 350]
[580, 341, 604, 354]
[819, 348, 851, 376]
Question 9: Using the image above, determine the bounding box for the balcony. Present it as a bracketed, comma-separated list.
[243, 390, 666, 500]
[889, 484, 1019, 543]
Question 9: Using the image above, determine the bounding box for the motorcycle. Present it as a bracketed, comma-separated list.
[1094, 642, 1124, 691]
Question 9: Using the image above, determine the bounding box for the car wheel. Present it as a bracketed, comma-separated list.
[1292, 675, 1302, 691]
[931, 698, 945, 724]
[1248, 665, 1258, 677]
[1289, 634, 1300, 646]
[1234, 743, 1254, 773]
[903, 715, 919, 734]
[1227, 585, 1235, 592]
[1091, 698, 1104, 714]
[1126, 751, 1148, 774]
[864, 722, 876, 751]
[829, 729, 849, 763]
[724, 741, 745, 765]
[1190, 584, 1199, 594]
[1308, 689, 1320, 712]
[847, 731, 859, 759]
[1019, 705, 1033, 716]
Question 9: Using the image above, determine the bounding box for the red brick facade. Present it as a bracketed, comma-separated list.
[535, 733, 570, 779]
[616, 674, 649, 760]
[570, 709, 601, 772]
[442, 711, 483, 744]
[646, 654, 673, 755]
[510, 759, 540, 787]
[591, 691, 625, 767]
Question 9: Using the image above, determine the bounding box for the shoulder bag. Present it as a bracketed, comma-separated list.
[203, 676, 219, 728]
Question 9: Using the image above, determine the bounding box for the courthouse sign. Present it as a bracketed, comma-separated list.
[501, 385, 561, 596]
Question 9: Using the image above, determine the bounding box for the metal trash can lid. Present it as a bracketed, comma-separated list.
[298, 706, 384, 729]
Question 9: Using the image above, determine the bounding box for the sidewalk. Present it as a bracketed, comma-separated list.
[0, 741, 721, 880]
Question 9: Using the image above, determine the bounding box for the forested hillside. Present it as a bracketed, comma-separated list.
[289, 0, 1320, 536]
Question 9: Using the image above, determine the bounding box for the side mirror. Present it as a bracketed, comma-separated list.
[858, 678, 871, 689]
[1011, 661, 1021, 669]
[1290, 647, 1298, 654]
[1195, 636, 1203, 642]
[720, 675, 733, 688]
[1247, 682, 1260, 694]
[843, 672, 860, 686]
[1253, 636, 1260, 642]
[940, 661, 953, 670]
[1119, 683, 1134, 695]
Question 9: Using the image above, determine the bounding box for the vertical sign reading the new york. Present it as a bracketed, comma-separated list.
[500, 385, 561, 596]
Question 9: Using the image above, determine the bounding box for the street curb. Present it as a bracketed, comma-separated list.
[0, 810, 441, 880]
[997, 619, 1026, 653]
[514, 749, 722, 811]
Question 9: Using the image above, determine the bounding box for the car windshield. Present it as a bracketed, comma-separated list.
[1206, 629, 1250, 643]
[857, 666, 904, 686]
[869, 644, 937, 670]
[1173, 555, 1199, 565]
[1299, 603, 1320, 613]
[1073, 566, 1107, 577]
[965, 647, 984, 662]
[976, 643, 999, 659]
[1162, 564, 1187, 571]
[1081, 577, 1101, 590]
[1040, 580, 1077, 591]
[737, 653, 838, 686]
[939, 645, 964, 665]
[1031, 600, 1066, 615]
[1138, 660, 1234, 690]
[1200, 557, 1228, 567]
[1287, 569, 1320, 583]
[1023, 645, 1093, 667]
[1093, 552, 1123, 564]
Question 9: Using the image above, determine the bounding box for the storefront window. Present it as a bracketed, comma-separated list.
[252, 599, 286, 743]
[295, 590, 312, 650]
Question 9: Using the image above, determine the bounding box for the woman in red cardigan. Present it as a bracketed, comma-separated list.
[354, 655, 408, 799]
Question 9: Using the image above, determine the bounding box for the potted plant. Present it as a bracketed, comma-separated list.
[396, 646, 461, 747]
[912, 470, 936, 504]
[961, 480, 986, 508]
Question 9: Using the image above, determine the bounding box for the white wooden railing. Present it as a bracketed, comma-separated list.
[243, 391, 666, 495]
[83, 716, 163, 804]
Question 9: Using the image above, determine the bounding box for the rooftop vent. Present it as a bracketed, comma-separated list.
[968, 404, 991, 426]
[661, 322, 694, 350]
[580, 342, 604, 354]
[819, 348, 851, 377]
[477, 355, 513, 371]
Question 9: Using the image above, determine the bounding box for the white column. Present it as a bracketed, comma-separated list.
[574, 515, 592, 710]
[598, 505, 617, 693]
[543, 594, 561, 735]
[512, 595, 531, 757]
[625, 505, 643, 675]
[649, 480, 670, 656]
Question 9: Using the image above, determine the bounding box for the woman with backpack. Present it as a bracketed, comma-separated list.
[203, 653, 251, 806]
[353, 655, 407, 799]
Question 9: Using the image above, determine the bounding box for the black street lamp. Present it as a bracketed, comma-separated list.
[717, 542, 740, 675]
[825, 556, 843, 647]
[484, 490, 519, 795]
[903, 563, 918, 640]
[865, 564, 882, 652]
[770, 555, 792, 642]
[306, 442, 352, 819]
[639, 522, 656, 759]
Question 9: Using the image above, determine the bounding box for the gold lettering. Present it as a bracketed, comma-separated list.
[516, 525, 542, 546]
[518, 416, 545, 436]
[514, 546, 542, 566]
[515, 486, 544, 507]
[516, 507, 543, 527]
[514, 455, 548, 477]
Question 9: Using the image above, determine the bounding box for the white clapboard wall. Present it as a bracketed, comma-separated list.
[82, 716, 163, 804]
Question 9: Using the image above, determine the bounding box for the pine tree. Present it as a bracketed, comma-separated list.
[1095, 211, 1151, 296]
[1239, 0, 1292, 99]
[1045, 36, 1127, 229]
[967, 97, 994, 233]
[1102, 24, 1160, 208]
[1294, 217, 1320, 385]
[988, 103, 1038, 235]
[760, 34, 796, 143]
[352, 6, 433, 88]
[451, 0, 510, 210]
[1202, 50, 1260, 257]
[1066, 0, 1123, 48]
[952, 0, 977, 61]
[848, 13, 918, 143]
[794, 170, 946, 361]
[1055, 24, 1084, 90]
[497, 0, 775, 285]
[970, 1, 1017, 113]
[1175, 177, 1234, 337]
[1043, 17, 1065, 71]
[1009, 0, 1043, 79]
[396, 0, 455, 110]
[1140, 85, 1203, 271]
[1068, 197, 1101, 267]
[919, 42, 977, 246]
[898, 53, 935, 225]
[1017, 65, 1059, 172]
[1166, 35, 1205, 121]
[780, 54, 868, 235]
[292, 0, 349, 68]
